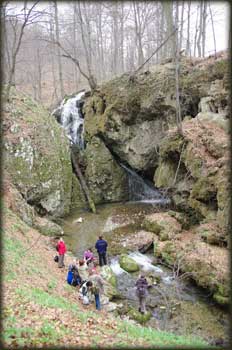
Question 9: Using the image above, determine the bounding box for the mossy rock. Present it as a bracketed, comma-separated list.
[213, 293, 229, 305]
[3, 88, 73, 218]
[128, 307, 152, 324]
[153, 160, 176, 188]
[100, 265, 117, 288]
[142, 219, 162, 234]
[119, 254, 139, 272]
[84, 137, 128, 204]
[34, 216, 63, 236]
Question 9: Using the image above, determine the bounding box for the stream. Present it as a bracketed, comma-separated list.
[61, 202, 228, 345]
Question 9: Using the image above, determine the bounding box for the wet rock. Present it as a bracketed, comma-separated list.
[119, 254, 140, 272]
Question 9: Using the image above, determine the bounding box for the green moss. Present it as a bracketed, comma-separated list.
[142, 219, 162, 234]
[119, 254, 139, 272]
[128, 308, 152, 324]
[213, 293, 229, 305]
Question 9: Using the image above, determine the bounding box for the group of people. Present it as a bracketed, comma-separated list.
[55, 236, 150, 314]
[55, 236, 108, 310]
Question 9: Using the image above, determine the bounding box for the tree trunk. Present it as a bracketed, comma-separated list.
[186, 1, 191, 56]
[54, 0, 64, 98]
[71, 150, 96, 214]
[209, 4, 216, 57]
[174, 2, 182, 135]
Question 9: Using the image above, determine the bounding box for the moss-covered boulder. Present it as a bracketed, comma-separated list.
[128, 307, 152, 324]
[3, 88, 73, 218]
[119, 254, 139, 272]
[84, 137, 128, 204]
[142, 212, 181, 241]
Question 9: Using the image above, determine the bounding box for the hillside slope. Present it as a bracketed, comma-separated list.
[2, 203, 207, 348]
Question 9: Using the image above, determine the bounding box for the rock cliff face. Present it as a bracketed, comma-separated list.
[153, 117, 229, 232]
[83, 55, 229, 175]
[84, 137, 128, 204]
[3, 87, 73, 218]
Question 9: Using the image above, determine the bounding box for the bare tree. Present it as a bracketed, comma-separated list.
[3, 0, 41, 100]
[53, 0, 64, 97]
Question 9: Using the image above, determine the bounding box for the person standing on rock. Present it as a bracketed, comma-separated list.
[95, 235, 108, 266]
[135, 274, 149, 314]
[56, 237, 67, 268]
[88, 270, 105, 310]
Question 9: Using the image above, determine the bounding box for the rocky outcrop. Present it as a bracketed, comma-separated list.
[3, 88, 73, 218]
[83, 55, 228, 174]
[84, 137, 128, 204]
[153, 118, 229, 231]
[3, 172, 64, 236]
[154, 229, 229, 305]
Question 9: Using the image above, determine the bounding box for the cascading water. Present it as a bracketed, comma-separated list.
[121, 163, 170, 204]
[52, 90, 85, 148]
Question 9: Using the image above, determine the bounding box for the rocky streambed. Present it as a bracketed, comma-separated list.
[61, 202, 229, 345]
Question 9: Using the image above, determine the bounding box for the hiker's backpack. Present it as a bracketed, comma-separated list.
[67, 270, 74, 285]
[137, 285, 146, 296]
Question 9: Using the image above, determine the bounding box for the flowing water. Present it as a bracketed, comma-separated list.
[52, 90, 86, 147]
[61, 202, 228, 345]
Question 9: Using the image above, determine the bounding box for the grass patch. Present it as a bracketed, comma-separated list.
[116, 321, 207, 347]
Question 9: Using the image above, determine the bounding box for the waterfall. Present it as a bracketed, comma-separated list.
[121, 163, 170, 204]
[52, 90, 85, 148]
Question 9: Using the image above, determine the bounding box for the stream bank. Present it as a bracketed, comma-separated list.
[61, 202, 229, 345]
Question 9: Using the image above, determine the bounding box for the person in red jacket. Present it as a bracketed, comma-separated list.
[56, 237, 67, 268]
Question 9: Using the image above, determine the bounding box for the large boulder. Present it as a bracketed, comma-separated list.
[3, 88, 73, 218]
[84, 136, 128, 204]
[142, 212, 182, 241]
[119, 254, 139, 272]
[119, 230, 157, 253]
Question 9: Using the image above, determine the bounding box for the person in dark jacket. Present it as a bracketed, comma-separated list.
[135, 274, 149, 314]
[56, 237, 67, 268]
[95, 236, 108, 266]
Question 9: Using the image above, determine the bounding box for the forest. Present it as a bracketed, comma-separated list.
[2, 1, 228, 105]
